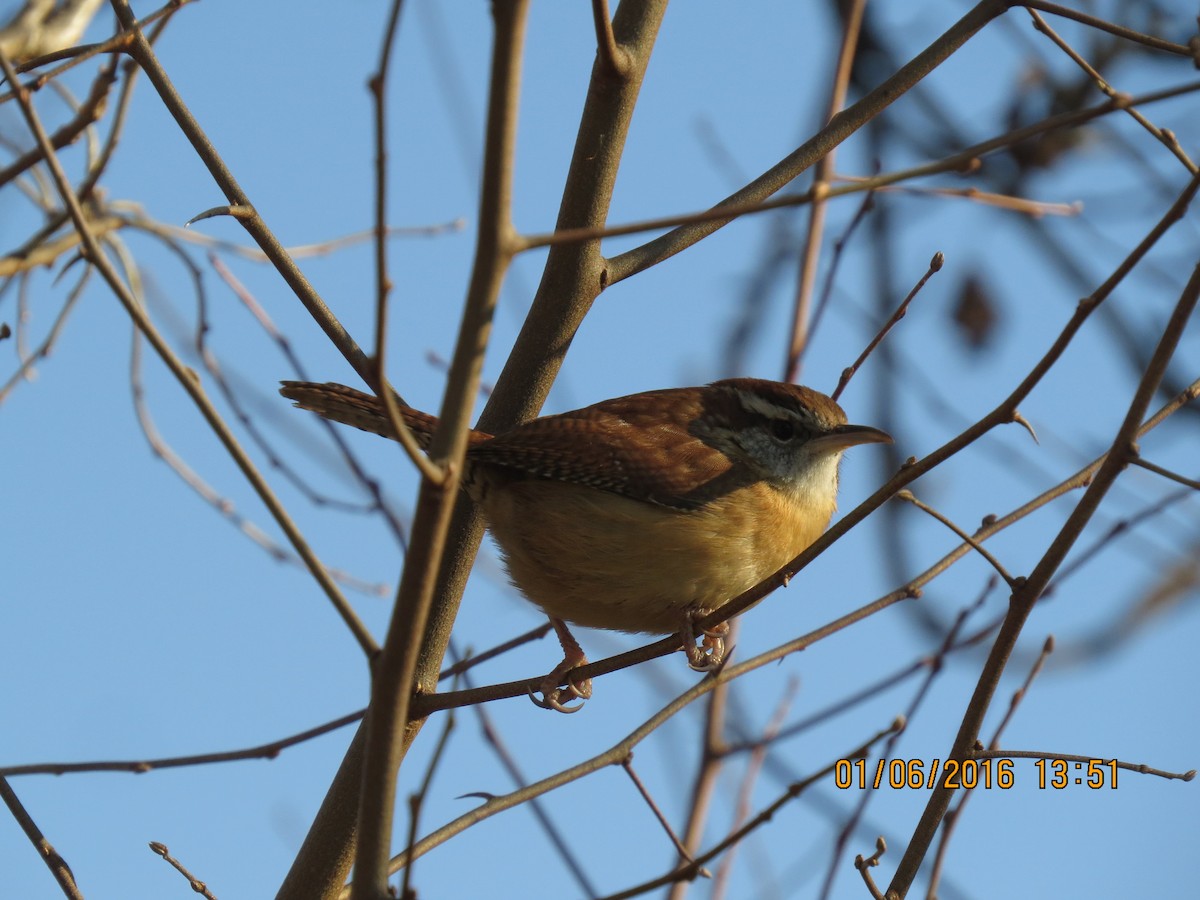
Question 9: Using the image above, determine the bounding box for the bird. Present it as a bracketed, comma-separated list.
[280, 378, 891, 711]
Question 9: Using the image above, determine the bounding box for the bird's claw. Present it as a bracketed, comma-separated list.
[528, 619, 593, 712]
[683, 614, 728, 672]
[528, 671, 592, 713]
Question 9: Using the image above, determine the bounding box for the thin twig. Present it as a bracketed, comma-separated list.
[1129, 456, 1200, 491]
[0, 265, 88, 404]
[148, 842, 218, 900]
[369, 0, 449, 488]
[894, 490, 1018, 588]
[854, 837, 887, 900]
[436, 622, 553, 681]
[1021, 0, 1192, 55]
[802, 187, 877, 369]
[623, 756, 708, 876]
[131, 215, 464, 262]
[0, 709, 364, 778]
[971, 749, 1195, 782]
[590, 0, 631, 77]
[1026, 7, 1197, 174]
[831, 251, 942, 402]
[785, 0, 868, 380]
[849, 180, 1082, 216]
[399, 689, 456, 900]
[0, 777, 82, 900]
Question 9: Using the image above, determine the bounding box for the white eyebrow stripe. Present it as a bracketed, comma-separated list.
[734, 388, 816, 428]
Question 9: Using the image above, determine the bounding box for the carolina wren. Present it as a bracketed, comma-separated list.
[280, 378, 891, 711]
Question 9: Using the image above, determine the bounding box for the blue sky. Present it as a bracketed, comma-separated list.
[3, 1, 1198, 898]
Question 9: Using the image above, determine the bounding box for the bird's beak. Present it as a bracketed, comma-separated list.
[810, 423, 893, 453]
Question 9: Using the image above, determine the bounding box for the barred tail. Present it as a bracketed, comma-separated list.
[279, 381, 441, 447]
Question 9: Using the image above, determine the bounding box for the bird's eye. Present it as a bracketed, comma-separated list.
[770, 420, 796, 441]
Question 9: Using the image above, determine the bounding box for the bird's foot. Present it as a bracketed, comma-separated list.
[528, 617, 593, 713]
[682, 612, 729, 672]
